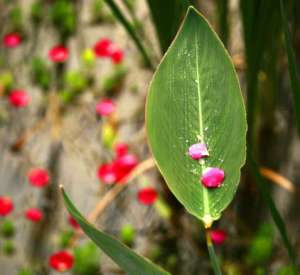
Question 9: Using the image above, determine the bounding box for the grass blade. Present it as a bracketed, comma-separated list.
[279, 0, 300, 137]
[248, 152, 297, 266]
[146, 0, 189, 53]
[60, 186, 171, 275]
[206, 229, 223, 275]
[104, 0, 153, 69]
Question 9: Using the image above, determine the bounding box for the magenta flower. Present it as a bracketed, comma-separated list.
[3, 33, 21, 48]
[8, 90, 30, 108]
[48, 45, 69, 62]
[96, 98, 116, 116]
[28, 168, 50, 188]
[25, 208, 43, 222]
[210, 229, 227, 245]
[0, 196, 14, 216]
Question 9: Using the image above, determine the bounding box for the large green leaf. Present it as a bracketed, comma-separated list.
[61, 187, 170, 275]
[146, 7, 247, 227]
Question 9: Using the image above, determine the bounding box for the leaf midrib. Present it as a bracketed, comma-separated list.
[195, 30, 210, 221]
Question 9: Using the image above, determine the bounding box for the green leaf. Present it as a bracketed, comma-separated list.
[61, 187, 170, 275]
[146, 7, 247, 227]
[279, 0, 300, 137]
[146, 0, 190, 53]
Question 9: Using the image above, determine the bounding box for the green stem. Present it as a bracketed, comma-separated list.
[104, 0, 154, 70]
[205, 229, 223, 275]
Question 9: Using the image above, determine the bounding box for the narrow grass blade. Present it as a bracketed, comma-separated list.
[104, 0, 153, 69]
[146, 0, 189, 53]
[279, 0, 300, 137]
[248, 152, 297, 266]
[61, 186, 170, 275]
[206, 230, 223, 275]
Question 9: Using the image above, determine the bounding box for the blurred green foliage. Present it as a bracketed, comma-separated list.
[58, 229, 75, 248]
[73, 242, 101, 275]
[247, 223, 274, 266]
[31, 57, 51, 91]
[119, 223, 135, 246]
[50, 0, 77, 41]
[30, 1, 44, 25]
[2, 240, 15, 256]
[102, 65, 127, 94]
[0, 219, 15, 238]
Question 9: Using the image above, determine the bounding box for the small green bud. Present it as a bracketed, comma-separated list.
[119, 224, 135, 246]
[81, 49, 96, 67]
[1, 219, 15, 238]
[3, 240, 16, 256]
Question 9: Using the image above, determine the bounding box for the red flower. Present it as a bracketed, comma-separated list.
[28, 168, 50, 188]
[114, 154, 137, 183]
[68, 215, 80, 230]
[8, 90, 30, 108]
[25, 208, 43, 222]
[96, 98, 116, 116]
[98, 154, 138, 184]
[93, 38, 113, 57]
[48, 45, 69, 62]
[0, 196, 14, 216]
[3, 33, 21, 48]
[110, 47, 124, 64]
[49, 251, 74, 272]
[210, 229, 227, 245]
[97, 163, 117, 184]
[114, 143, 129, 157]
[137, 187, 158, 205]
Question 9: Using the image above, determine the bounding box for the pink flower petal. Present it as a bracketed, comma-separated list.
[201, 167, 225, 188]
[96, 99, 116, 116]
[188, 143, 209, 160]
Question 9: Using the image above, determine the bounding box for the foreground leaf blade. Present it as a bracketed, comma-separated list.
[146, 7, 247, 226]
[61, 187, 170, 275]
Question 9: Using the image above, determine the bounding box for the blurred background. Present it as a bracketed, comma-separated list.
[0, 0, 299, 274]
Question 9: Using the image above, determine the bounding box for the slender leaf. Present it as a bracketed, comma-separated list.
[104, 0, 153, 69]
[279, 0, 300, 137]
[146, 7, 247, 227]
[206, 230, 223, 275]
[146, 0, 190, 53]
[248, 152, 297, 266]
[61, 187, 170, 275]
